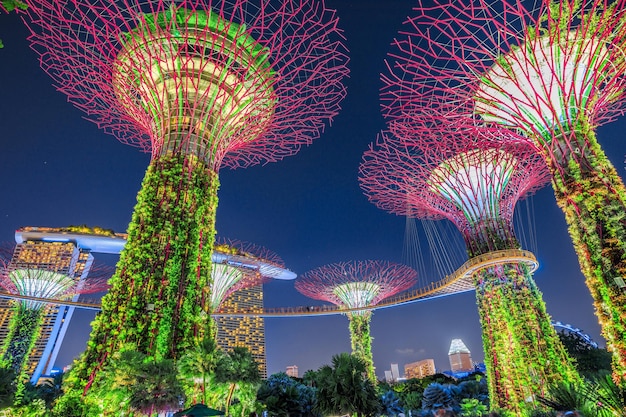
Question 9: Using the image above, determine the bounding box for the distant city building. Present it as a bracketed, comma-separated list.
[384, 370, 393, 382]
[385, 363, 401, 382]
[391, 363, 400, 380]
[404, 358, 436, 379]
[216, 284, 267, 378]
[286, 365, 298, 378]
[448, 339, 473, 372]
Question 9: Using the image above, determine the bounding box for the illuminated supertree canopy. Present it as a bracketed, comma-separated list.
[295, 260, 416, 382]
[23, 0, 348, 396]
[0, 248, 110, 398]
[381, 0, 626, 382]
[209, 238, 293, 313]
[359, 129, 579, 414]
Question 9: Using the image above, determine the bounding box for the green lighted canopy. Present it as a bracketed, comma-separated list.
[428, 148, 515, 225]
[475, 31, 614, 140]
[113, 6, 277, 164]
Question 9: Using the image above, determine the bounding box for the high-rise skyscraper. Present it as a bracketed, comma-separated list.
[216, 284, 267, 378]
[448, 339, 473, 372]
[1, 227, 124, 383]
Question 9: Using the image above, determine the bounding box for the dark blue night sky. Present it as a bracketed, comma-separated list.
[0, 0, 624, 379]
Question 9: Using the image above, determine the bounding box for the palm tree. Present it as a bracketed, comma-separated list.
[314, 353, 380, 417]
[127, 358, 184, 417]
[178, 337, 224, 405]
[256, 372, 317, 417]
[107, 350, 184, 416]
[35, 372, 64, 408]
[214, 347, 260, 416]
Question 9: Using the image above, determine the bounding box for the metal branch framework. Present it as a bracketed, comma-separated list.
[25, 0, 349, 169]
[22, 0, 348, 399]
[381, 0, 626, 383]
[359, 129, 578, 414]
[0, 246, 111, 388]
[295, 260, 416, 382]
[209, 238, 285, 312]
[295, 260, 417, 312]
[360, 126, 549, 257]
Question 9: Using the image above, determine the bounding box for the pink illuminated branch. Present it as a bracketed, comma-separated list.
[210, 237, 284, 311]
[0, 249, 111, 309]
[359, 124, 549, 254]
[215, 237, 284, 269]
[294, 260, 417, 311]
[381, 0, 626, 165]
[24, 0, 349, 170]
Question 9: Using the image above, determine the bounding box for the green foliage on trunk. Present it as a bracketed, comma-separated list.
[549, 129, 626, 384]
[348, 313, 376, 383]
[475, 264, 580, 416]
[62, 153, 219, 401]
[0, 303, 44, 404]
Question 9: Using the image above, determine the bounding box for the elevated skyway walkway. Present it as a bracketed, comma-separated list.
[0, 249, 537, 316]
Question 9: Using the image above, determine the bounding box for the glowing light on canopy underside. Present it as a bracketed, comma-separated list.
[475, 32, 613, 140]
[9, 269, 76, 309]
[210, 263, 245, 311]
[332, 282, 381, 310]
[428, 149, 515, 225]
[113, 7, 277, 164]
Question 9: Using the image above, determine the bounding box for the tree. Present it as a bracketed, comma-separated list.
[104, 350, 184, 416]
[127, 358, 184, 417]
[314, 353, 380, 417]
[177, 337, 224, 405]
[0, 366, 16, 409]
[256, 372, 317, 417]
[558, 331, 612, 379]
[214, 347, 260, 416]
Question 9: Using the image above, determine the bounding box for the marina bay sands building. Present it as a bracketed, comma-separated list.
[2, 227, 293, 382]
[2, 227, 125, 383]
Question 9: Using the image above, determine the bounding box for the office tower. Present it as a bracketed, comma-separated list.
[448, 339, 473, 372]
[384, 370, 393, 383]
[286, 365, 298, 378]
[404, 359, 436, 379]
[216, 284, 267, 378]
[385, 363, 401, 382]
[0, 227, 122, 383]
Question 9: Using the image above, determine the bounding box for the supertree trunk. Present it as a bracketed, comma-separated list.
[71, 153, 218, 395]
[348, 313, 375, 383]
[1, 303, 44, 377]
[467, 241, 580, 414]
[474, 263, 579, 415]
[465, 226, 579, 415]
[549, 128, 626, 381]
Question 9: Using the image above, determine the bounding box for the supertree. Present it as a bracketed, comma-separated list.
[294, 260, 416, 382]
[359, 127, 579, 415]
[0, 248, 110, 399]
[380, 0, 626, 382]
[209, 238, 294, 327]
[22, 0, 348, 394]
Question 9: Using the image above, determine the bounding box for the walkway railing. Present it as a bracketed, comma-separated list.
[0, 249, 538, 317]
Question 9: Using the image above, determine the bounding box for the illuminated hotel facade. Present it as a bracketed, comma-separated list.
[216, 284, 267, 378]
[1, 227, 125, 383]
[4, 227, 292, 382]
